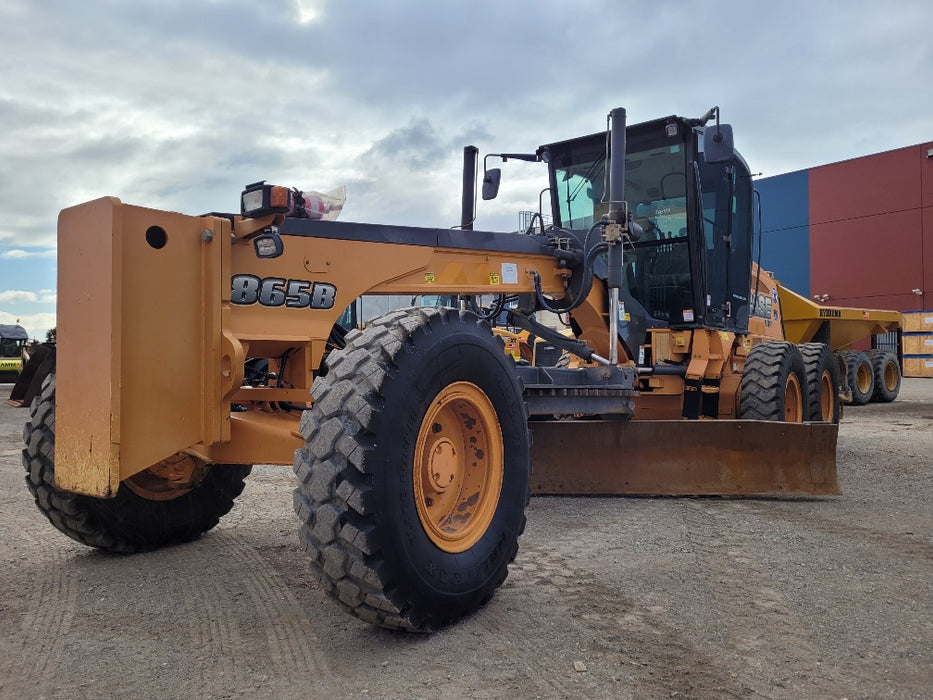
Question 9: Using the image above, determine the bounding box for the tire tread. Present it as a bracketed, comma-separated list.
[293, 307, 529, 631]
[23, 375, 250, 553]
[740, 341, 807, 421]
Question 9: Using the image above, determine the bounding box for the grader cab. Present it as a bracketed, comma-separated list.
[24, 106, 839, 631]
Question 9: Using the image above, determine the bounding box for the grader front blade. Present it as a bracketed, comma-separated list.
[529, 419, 839, 496]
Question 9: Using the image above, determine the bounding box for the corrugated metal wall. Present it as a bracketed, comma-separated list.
[754, 170, 811, 296]
[921, 142, 933, 307]
[809, 144, 930, 312]
[754, 141, 933, 316]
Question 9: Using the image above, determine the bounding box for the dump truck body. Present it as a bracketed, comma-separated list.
[777, 283, 902, 350]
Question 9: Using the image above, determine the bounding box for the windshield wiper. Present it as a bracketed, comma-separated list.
[563, 151, 606, 227]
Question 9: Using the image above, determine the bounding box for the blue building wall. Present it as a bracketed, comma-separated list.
[753, 170, 811, 297]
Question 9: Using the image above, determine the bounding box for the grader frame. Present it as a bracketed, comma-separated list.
[54, 195, 837, 500]
[30, 105, 843, 632]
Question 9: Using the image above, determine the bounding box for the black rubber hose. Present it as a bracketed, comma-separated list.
[468, 294, 507, 322]
[533, 239, 608, 314]
[506, 311, 600, 364]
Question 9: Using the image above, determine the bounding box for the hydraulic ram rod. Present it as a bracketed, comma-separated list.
[606, 107, 627, 366]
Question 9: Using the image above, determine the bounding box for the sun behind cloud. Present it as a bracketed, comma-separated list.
[293, 0, 325, 25]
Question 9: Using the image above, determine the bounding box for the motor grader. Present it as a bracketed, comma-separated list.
[23, 106, 840, 632]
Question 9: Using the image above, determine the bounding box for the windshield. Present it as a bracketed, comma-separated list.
[0, 338, 25, 356]
[546, 121, 752, 330]
[552, 140, 688, 235]
[551, 134, 694, 323]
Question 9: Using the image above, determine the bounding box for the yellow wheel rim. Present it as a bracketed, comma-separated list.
[414, 382, 504, 553]
[818, 369, 834, 421]
[883, 361, 898, 391]
[856, 363, 872, 393]
[123, 453, 209, 502]
[784, 372, 803, 422]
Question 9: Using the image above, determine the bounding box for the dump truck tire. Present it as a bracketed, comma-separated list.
[22, 374, 251, 553]
[842, 351, 874, 405]
[294, 307, 530, 632]
[739, 341, 807, 422]
[798, 342, 841, 422]
[868, 350, 901, 403]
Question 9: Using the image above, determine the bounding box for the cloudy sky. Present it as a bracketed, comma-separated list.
[1, 0, 931, 340]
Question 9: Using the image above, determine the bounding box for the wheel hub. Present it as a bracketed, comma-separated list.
[123, 453, 210, 502]
[428, 439, 457, 491]
[819, 369, 833, 420]
[413, 381, 504, 553]
[884, 362, 897, 390]
[784, 373, 803, 422]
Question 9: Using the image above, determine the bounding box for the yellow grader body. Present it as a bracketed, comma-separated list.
[54, 197, 838, 500]
[54, 197, 572, 494]
[27, 107, 847, 632]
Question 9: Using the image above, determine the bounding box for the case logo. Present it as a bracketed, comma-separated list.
[231, 275, 336, 309]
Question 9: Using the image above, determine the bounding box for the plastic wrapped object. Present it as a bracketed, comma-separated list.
[287, 186, 346, 220]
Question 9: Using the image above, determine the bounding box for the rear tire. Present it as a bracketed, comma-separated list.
[23, 374, 251, 553]
[740, 341, 807, 422]
[842, 351, 874, 405]
[868, 350, 900, 403]
[293, 307, 530, 632]
[798, 342, 841, 422]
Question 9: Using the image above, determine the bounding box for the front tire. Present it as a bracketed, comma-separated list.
[23, 374, 251, 553]
[798, 342, 841, 422]
[293, 308, 530, 632]
[740, 341, 807, 422]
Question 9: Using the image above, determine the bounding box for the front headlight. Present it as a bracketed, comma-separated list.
[240, 181, 291, 217]
[242, 188, 265, 215]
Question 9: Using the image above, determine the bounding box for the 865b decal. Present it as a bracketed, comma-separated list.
[231, 275, 336, 309]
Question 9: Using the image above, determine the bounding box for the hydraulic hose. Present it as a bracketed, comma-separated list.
[506, 310, 610, 366]
[532, 235, 609, 314]
[467, 293, 508, 322]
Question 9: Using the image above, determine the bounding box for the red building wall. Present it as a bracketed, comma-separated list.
[922, 143, 933, 307]
[809, 143, 933, 314]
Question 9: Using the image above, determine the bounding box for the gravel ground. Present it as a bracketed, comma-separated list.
[0, 379, 930, 699]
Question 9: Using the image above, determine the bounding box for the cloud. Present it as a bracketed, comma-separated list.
[0, 290, 37, 303]
[293, 0, 325, 24]
[0, 311, 55, 342]
[0, 0, 929, 268]
[2, 249, 56, 260]
[360, 120, 449, 171]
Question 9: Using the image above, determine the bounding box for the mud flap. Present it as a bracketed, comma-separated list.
[529, 420, 839, 496]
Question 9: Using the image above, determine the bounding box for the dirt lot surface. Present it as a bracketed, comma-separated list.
[1, 380, 931, 699]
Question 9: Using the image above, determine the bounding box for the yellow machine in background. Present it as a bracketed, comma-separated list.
[26, 106, 855, 632]
[776, 281, 902, 404]
[0, 324, 28, 381]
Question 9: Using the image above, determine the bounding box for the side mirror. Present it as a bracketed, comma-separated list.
[482, 168, 501, 200]
[703, 124, 734, 163]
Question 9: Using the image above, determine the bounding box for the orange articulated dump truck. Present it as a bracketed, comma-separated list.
[25, 107, 847, 631]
